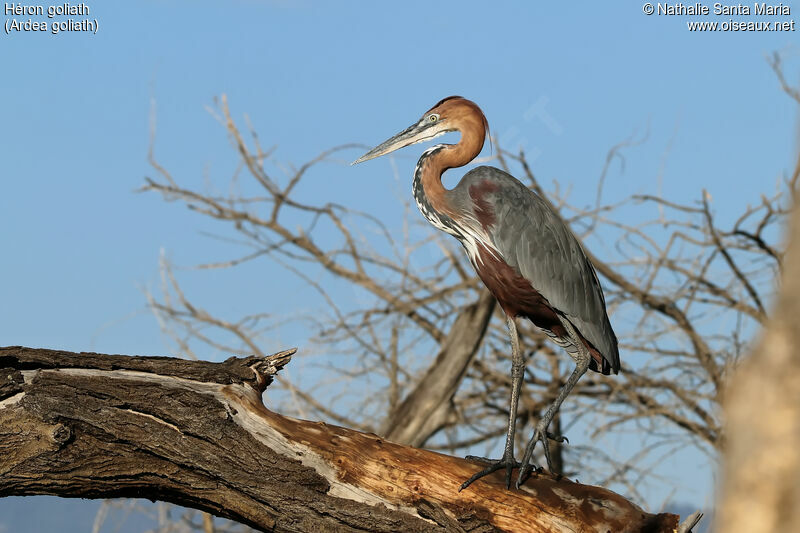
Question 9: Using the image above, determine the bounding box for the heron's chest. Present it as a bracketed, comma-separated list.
[411, 154, 500, 264]
[413, 193, 459, 236]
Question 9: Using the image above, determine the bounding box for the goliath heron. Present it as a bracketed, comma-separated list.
[352, 97, 619, 490]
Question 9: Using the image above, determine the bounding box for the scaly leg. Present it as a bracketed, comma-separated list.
[516, 318, 590, 488]
[460, 315, 524, 491]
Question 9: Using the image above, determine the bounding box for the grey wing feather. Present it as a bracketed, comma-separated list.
[455, 166, 619, 372]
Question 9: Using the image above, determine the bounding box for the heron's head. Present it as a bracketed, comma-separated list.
[352, 96, 488, 165]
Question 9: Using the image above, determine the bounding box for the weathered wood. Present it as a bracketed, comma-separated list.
[716, 170, 800, 532]
[382, 289, 496, 447]
[0, 346, 679, 532]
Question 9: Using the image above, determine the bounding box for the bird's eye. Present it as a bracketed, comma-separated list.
[428, 114, 439, 123]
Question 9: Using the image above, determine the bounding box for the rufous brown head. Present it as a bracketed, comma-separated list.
[352, 96, 488, 165]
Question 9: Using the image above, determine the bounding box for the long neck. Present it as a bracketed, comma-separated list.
[412, 122, 485, 232]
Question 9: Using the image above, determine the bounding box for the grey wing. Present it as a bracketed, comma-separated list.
[458, 166, 619, 373]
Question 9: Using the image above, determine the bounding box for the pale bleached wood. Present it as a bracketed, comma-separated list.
[0, 346, 680, 532]
[717, 173, 800, 533]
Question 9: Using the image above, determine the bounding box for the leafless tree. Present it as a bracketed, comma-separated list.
[133, 51, 798, 531]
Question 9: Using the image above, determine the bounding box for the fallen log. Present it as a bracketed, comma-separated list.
[0, 346, 683, 532]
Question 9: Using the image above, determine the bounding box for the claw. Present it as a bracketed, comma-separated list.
[460, 453, 521, 491]
[514, 463, 538, 488]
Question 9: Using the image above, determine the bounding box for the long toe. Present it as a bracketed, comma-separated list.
[516, 449, 540, 489]
[460, 454, 521, 491]
[460, 461, 506, 491]
[516, 426, 556, 487]
[464, 455, 499, 466]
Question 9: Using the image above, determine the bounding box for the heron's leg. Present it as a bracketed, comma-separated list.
[516, 319, 590, 488]
[460, 316, 524, 491]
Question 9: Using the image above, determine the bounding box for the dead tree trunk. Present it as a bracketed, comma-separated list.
[382, 290, 496, 447]
[716, 177, 800, 532]
[0, 346, 678, 532]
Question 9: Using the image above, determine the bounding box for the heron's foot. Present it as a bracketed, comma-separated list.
[516, 425, 566, 488]
[460, 451, 520, 491]
[546, 431, 569, 444]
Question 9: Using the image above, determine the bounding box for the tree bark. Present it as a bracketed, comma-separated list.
[716, 182, 800, 532]
[382, 290, 496, 447]
[0, 346, 679, 533]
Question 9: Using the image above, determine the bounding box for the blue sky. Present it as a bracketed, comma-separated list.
[1, 1, 797, 529]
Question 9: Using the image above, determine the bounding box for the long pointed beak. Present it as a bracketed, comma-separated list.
[351, 120, 443, 165]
